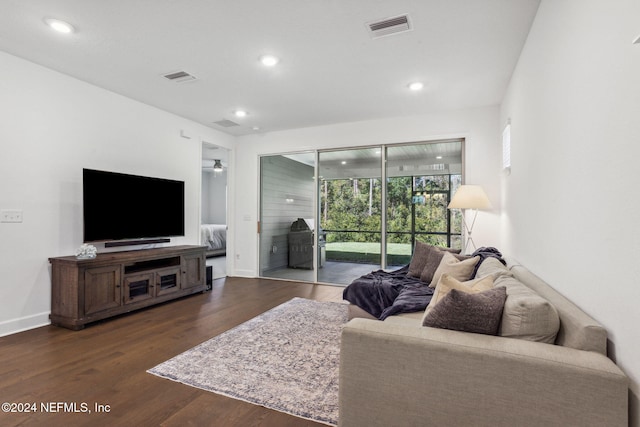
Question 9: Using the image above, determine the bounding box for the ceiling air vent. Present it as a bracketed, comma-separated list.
[162, 70, 197, 83]
[213, 119, 240, 128]
[367, 14, 411, 38]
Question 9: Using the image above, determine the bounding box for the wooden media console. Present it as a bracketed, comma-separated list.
[49, 245, 207, 330]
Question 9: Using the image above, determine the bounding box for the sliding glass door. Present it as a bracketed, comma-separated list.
[386, 141, 464, 267]
[259, 153, 316, 282]
[258, 140, 463, 285]
[318, 147, 382, 284]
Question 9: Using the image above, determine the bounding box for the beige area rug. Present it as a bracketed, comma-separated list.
[147, 297, 349, 426]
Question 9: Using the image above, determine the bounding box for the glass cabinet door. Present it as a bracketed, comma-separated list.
[123, 273, 154, 304]
[155, 267, 181, 296]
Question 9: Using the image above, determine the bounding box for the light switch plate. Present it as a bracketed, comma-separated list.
[1, 209, 23, 223]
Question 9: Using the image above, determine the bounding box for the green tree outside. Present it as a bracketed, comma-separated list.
[320, 174, 462, 263]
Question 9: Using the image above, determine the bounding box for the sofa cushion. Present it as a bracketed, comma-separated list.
[475, 256, 514, 280]
[417, 247, 465, 284]
[407, 242, 461, 279]
[425, 273, 495, 312]
[495, 275, 560, 343]
[429, 252, 480, 288]
[423, 287, 507, 335]
[510, 264, 608, 355]
[418, 248, 446, 283]
[407, 241, 436, 278]
[347, 304, 377, 320]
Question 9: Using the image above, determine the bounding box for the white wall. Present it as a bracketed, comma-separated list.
[232, 106, 502, 277]
[500, 0, 640, 423]
[0, 51, 234, 336]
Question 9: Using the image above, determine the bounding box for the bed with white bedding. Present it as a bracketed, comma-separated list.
[201, 224, 226, 257]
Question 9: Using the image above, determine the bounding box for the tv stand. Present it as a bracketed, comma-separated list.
[49, 245, 206, 330]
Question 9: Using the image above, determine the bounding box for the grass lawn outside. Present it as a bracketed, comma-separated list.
[325, 242, 411, 255]
[325, 241, 411, 264]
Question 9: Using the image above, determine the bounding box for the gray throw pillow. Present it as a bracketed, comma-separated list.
[407, 241, 433, 277]
[419, 249, 446, 283]
[420, 250, 469, 284]
[423, 286, 507, 335]
[408, 241, 463, 280]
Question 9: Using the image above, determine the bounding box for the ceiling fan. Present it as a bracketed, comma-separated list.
[202, 159, 225, 172]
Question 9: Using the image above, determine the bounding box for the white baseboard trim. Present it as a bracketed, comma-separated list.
[231, 270, 256, 278]
[0, 312, 51, 337]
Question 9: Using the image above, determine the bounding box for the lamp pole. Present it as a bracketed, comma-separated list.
[461, 208, 480, 254]
[447, 185, 491, 255]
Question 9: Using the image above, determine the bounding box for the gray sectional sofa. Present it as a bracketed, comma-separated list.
[339, 256, 629, 427]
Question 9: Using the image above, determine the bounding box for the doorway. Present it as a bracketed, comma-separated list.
[318, 147, 382, 284]
[201, 142, 229, 279]
[259, 152, 316, 282]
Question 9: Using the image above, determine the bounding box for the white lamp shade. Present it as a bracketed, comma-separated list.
[448, 185, 492, 210]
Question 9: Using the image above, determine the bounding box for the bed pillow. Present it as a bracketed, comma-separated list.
[429, 252, 480, 288]
[424, 273, 494, 314]
[423, 287, 507, 335]
[407, 242, 460, 278]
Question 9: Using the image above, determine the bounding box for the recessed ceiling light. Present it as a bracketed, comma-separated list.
[341, 161, 347, 165]
[260, 55, 280, 67]
[234, 110, 248, 118]
[44, 18, 75, 34]
[252, 126, 260, 131]
[408, 82, 424, 91]
[634, 35, 640, 44]
[436, 155, 443, 160]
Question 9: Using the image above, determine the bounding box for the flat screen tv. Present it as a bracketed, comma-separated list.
[83, 168, 185, 244]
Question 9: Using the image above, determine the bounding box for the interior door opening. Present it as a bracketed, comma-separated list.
[201, 142, 229, 280]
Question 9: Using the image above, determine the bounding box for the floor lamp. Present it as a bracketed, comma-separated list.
[448, 185, 492, 254]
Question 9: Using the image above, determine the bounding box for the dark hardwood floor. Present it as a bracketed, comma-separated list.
[0, 277, 344, 427]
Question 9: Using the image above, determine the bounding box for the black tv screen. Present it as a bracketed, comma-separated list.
[83, 168, 185, 243]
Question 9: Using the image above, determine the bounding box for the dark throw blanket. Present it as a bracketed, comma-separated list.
[469, 247, 506, 278]
[342, 265, 434, 320]
[343, 247, 506, 321]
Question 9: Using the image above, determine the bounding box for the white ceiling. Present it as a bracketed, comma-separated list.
[0, 0, 540, 136]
